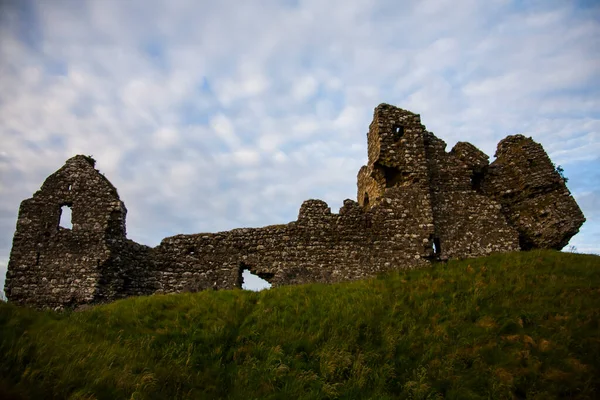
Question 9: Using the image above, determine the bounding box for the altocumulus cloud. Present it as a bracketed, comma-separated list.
[1, 0, 599, 293]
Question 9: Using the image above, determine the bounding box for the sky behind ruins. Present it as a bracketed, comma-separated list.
[1, 0, 599, 294]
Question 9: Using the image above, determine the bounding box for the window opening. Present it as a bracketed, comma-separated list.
[377, 163, 405, 188]
[68, 184, 72, 191]
[363, 192, 370, 208]
[470, 171, 484, 192]
[392, 124, 405, 141]
[59, 205, 72, 229]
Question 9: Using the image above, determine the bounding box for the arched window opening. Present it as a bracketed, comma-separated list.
[59, 205, 73, 229]
[68, 184, 72, 191]
[363, 192, 370, 208]
[238, 264, 272, 291]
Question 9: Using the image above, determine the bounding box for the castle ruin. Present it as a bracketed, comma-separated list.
[4, 104, 586, 309]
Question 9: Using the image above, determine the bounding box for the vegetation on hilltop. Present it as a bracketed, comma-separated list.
[1, 250, 599, 399]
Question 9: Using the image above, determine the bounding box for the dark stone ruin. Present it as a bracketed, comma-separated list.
[4, 104, 586, 309]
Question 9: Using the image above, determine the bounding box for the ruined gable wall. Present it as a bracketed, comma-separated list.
[5, 156, 129, 308]
[482, 135, 586, 250]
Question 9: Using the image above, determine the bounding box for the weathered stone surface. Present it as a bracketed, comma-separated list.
[4, 104, 585, 309]
[482, 135, 586, 250]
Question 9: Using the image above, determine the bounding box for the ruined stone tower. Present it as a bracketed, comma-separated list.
[357, 104, 520, 259]
[5, 104, 585, 309]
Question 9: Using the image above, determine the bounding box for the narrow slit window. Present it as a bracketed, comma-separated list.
[433, 237, 441, 255]
[363, 192, 370, 208]
[59, 205, 73, 229]
[68, 184, 72, 191]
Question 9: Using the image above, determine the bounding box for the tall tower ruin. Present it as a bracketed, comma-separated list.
[357, 104, 520, 260]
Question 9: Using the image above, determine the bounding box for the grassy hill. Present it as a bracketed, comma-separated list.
[1, 250, 599, 399]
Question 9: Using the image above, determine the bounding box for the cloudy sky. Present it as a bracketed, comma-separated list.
[1, 0, 599, 294]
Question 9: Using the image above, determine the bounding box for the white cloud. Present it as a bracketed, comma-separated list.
[154, 127, 180, 148]
[209, 114, 240, 149]
[232, 149, 261, 166]
[258, 133, 283, 152]
[333, 105, 366, 131]
[273, 151, 288, 164]
[291, 75, 319, 101]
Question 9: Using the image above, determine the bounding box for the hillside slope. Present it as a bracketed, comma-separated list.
[1, 250, 599, 399]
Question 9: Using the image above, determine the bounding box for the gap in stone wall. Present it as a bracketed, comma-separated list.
[240, 266, 272, 291]
[375, 163, 405, 188]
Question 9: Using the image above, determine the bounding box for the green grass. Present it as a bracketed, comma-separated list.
[1, 250, 599, 399]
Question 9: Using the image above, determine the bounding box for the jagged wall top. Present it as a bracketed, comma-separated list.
[4, 104, 586, 309]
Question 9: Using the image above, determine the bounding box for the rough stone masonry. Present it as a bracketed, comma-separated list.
[5, 104, 586, 309]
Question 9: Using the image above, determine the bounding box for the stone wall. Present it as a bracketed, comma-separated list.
[423, 132, 519, 259]
[5, 156, 129, 309]
[149, 195, 431, 295]
[4, 104, 586, 309]
[482, 135, 586, 250]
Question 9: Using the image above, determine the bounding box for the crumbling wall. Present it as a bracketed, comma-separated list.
[357, 105, 436, 258]
[358, 105, 432, 208]
[151, 194, 433, 294]
[423, 133, 520, 259]
[357, 104, 519, 260]
[4, 104, 586, 309]
[482, 135, 586, 250]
